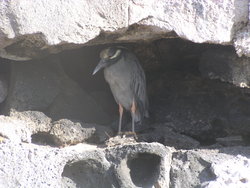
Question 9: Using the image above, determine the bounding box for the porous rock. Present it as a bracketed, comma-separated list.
[0, 115, 32, 143]
[50, 120, 113, 146]
[50, 119, 95, 146]
[0, 140, 172, 188]
[10, 110, 52, 133]
[234, 24, 250, 57]
[0, 111, 51, 143]
[0, 111, 113, 147]
[0, 0, 248, 60]
[170, 146, 250, 188]
[106, 142, 172, 188]
[0, 134, 250, 188]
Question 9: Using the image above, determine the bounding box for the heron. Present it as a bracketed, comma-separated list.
[92, 46, 149, 134]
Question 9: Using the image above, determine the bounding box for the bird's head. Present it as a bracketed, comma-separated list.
[92, 47, 123, 75]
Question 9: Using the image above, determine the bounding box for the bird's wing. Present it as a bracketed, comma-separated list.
[130, 56, 149, 118]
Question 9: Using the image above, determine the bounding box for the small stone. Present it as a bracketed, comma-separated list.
[50, 119, 95, 146]
[50, 120, 113, 146]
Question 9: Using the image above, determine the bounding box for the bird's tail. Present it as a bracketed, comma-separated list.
[133, 101, 149, 124]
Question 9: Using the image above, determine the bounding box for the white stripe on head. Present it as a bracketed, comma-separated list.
[110, 49, 121, 59]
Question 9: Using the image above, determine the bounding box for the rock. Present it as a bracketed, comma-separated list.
[145, 41, 250, 144]
[150, 71, 227, 142]
[0, 139, 171, 188]
[170, 146, 250, 188]
[138, 126, 200, 149]
[0, 140, 111, 188]
[106, 142, 171, 188]
[0, 131, 250, 188]
[234, 24, 250, 57]
[0, 115, 32, 143]
[170, 150, 216, 188]
[50, 119, 95, 146]
[128, 0, 248, 43]
[0, 111, 112, 146]
[0, 0, 248, 60]
[0, 0, 128, 60]
[45, 117, 112, 146]
[199, 47, 250, 87]
[10, 111, 52, 133]
[61, 150, 113, 188]
[50, 120, 113, 146]
[204, 155, 250, 188]
[4, 56, 109, 124]
[0, 111, 51, 143]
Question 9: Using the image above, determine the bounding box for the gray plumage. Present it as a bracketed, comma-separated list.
[92, 46, 149, 133]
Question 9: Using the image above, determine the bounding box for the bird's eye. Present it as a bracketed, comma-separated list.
[109, 49, 121, 59]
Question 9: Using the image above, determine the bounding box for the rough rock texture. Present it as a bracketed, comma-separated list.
[0, 115, 33, 143]
[234, 24, 250, 57]
[170, 147, 250, 188]
[0, 139, 171, 188]
[0, 0, 248, 60]
[0, 136, 250, 188]
[50, 119, 96, 146]
[0, 140, 102, 187]
[0, 111, 51, 143]
[0, 112, 112, 147]
[50, 119, 113, 146]
[106, 142, 171, 188]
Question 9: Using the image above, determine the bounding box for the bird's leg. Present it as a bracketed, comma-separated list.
[118, 104, 123, 134]
[131, 100, 136, 133]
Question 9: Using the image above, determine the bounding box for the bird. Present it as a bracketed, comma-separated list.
[92, 46, 149, 134]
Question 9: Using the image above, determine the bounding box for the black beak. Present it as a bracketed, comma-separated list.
[92, 59, 106, 75]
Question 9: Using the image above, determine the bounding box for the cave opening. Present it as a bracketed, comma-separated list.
[58, 38, 248, 146]
[1, 37, 250, 147]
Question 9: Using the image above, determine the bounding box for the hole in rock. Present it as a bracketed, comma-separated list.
[127, 153, 161, 187]
[61, 159, 112, 188]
